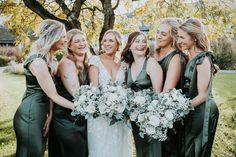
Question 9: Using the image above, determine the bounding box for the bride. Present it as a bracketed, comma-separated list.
[87, 29, 132, 157]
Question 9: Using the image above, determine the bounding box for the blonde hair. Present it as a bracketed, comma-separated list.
[66, 29, 89, 84]
[101, 29, 122, 51]
[179, 18, 219, 74]
[28, 19, 66, 63]
[179, 18, 210, 51]
[157, 17, 182, 51]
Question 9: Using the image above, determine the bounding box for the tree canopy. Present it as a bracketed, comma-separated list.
[0, 0, 235, 47]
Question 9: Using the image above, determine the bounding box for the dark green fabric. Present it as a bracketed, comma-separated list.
[127, 57, 162, 157]
[181, 52, 219, 157]
[127, 58, 152, 92]
[13, 54, 49, 157]
[158, 50, 186, 157]
[48, 67, 88, 157]
[158, 50, 186, 90]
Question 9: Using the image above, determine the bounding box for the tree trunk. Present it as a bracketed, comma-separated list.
[99, 0, 115, 48]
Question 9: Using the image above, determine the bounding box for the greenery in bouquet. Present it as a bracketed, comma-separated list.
[71, 84, 100, 119]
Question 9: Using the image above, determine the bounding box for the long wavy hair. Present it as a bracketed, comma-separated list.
[27, 19, 65, 64]
[121, 31, 149, 64]
[66, 29, 89, 84]
[179, 18, 219, 74]
[156, 17, 182, 53]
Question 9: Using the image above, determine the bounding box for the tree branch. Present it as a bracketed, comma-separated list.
[112, 0, 120, 10]
[22, 0, 71, 29]
[55, 0, 71, 16]
[72, 0, 86, 18]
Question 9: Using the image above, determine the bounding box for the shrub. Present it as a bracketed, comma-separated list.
[0, 55, 11, 66]
[211, 37, 236, 70]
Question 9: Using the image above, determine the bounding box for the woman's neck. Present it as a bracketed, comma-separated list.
[132, 53, 146, 64]
[188, 46, 203, 60]
[103, 52, 116, 61]
[72, 53, 85, 63]
[155, 45, 175, 60]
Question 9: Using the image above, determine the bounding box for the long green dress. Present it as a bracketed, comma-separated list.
[48, 66, 88, 157]
[13, 54, 50, 157]
[181, 52, 219, 157]
[127, 57, 162, 157]
[158, 50, 186, 157]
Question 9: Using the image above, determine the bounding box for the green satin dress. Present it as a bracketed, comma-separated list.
[127, 57, 162, 157]
[181, 52, 219, 157]
[158, 50, 186, 157]
[13, 54, 50, 157]
[48, 67, 88, 157]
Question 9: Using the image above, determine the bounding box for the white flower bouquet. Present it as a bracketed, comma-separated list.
[127, 88, 193, 141]
[71, 85, 100, 119]
[97, 83, 129, 125]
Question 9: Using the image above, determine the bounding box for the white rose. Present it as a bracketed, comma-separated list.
[85, 104, 96, 113]
[130, 110, 139, 121]
[146, 126, 156, 135]
[165, 110, 174, 121]
[98, 104, 107, 114]
[148, 115, 160, 127]
[138, 114, 145, 123]
[150, 100, 159, 106]
[79, 95, 87, 103]
[73, 101, 80, 107]
[134, 96, 146, 106]
[161, 117, 168, 125]
[108, 93, 118, 102]
[147, 105, 154, 111]
[116, 104, 126, 113]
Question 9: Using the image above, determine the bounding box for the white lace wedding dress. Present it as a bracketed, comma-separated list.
[87, 56, 133, 157]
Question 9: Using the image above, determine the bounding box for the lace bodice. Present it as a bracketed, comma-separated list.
[88, 56, 126, 86]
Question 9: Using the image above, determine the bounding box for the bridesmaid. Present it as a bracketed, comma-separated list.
[121, 31, 163, 157]
[13, 19, 74, 157]
[177, 18, 219, 157]
[49, 29, 89, 157]
[153, 17, 186, 157]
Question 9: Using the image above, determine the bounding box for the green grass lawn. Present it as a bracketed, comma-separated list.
[0, 70, 235, 157]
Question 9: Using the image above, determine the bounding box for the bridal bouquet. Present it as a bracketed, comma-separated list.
[127, 88, 193, 141]
[97, 83, 128, 125]
[71, 85, 100, 119]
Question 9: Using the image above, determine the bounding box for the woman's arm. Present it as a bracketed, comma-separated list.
[88, 65, 99, 87]
[191, 57, 211, 107]
[29, 58, 74, 109]
[147, 57, 163, 93]
[58, 58, 80, 96]
[163, 54, 181, 92]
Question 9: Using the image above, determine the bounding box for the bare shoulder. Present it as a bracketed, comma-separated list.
[147, 57, 159, 66]
[59, 57, 75, 68]
[198, 56, 211, 69]
[170, 54, 181, 63]
[30, 58, 47, 70]
[29, 58, 48, 75]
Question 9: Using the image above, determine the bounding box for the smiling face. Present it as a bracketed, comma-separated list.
[51, 29, 67, 51]
[69, 33, 88, 56]
[102, 32, 119, 55]
[155, 24, 173, 49]
[177, 29, 195, 51]
[130, 34, 148, 56]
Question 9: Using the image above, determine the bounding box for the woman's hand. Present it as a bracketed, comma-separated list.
[43, 113, 52, 137]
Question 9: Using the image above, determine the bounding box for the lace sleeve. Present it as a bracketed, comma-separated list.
[88, 56, 100, 68]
